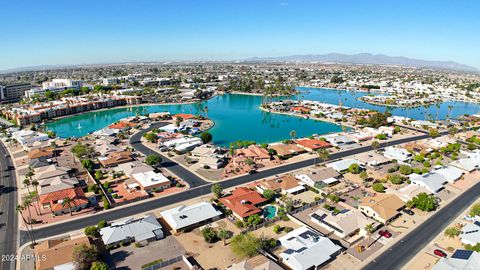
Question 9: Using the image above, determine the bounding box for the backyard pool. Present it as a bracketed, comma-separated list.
[263, 205, 277, 219]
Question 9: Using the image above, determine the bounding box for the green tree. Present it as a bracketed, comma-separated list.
[317, 148, 329, 164]
[470, 203, 480, 217]
[230, 233, 262, 258]
[61, 197, 75, 216]
[145, 155, 162, 166]
[348, 163, 361, 174]
[372, 183, 385, 193]
[365, 223, 375, 247]
[289, 130, 297, 140]
[200, 131, 213, 143]
[371, 140, 380, 152]
[90, 261, 108, 270]
[444, 227, 461, 238]
[411, 193, 437, 212]
[143, 132, 158, 143]
[201, 226, 217, 243]
[399, 165, 413, 175]
[72, 244, 98, 270]
[72, 143, 93, 159]
[429, 128, 440, 138]
[211, 183, 223, 199]
[84, 226, 99, 238]
[217, 229, 231, 246]
[94, 171, 104, 180]
[262, 189, 275, 201]
[246, 214, 262, 226]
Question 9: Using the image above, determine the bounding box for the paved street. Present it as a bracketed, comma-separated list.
[21, 126, 432, 246]
[362, 180, 480, 270]
[0, 141, 18, 270]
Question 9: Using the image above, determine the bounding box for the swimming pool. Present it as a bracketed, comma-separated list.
[263, 205, 277, 219]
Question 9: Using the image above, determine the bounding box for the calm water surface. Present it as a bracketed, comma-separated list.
[46, 88, 480, 146]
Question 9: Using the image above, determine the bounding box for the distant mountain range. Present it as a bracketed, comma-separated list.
[246, 53, 478, 72]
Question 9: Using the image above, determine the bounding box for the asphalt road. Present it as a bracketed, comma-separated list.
[21, 126, 432, 246]
[363, 180, 480, 270]
[0, 141, 18, 270]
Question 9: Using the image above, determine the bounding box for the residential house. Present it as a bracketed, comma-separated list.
[310, 208, 376, 239]
[98, 150, 134, 167]
[295, 167, 341, 189]
[383, 146, 412, 163]
[409, 172, 448, 193]
[39, 175, 81, 195]
[234, 145, 270, 163]
[387, 184, 430, 202]
[128, 171, 171, 193]
[29, 156, 51, 169]
[39, 187, 89, 215]
[269, 143, 306, 159]
[255, 175, 305, 195]
[34, 236, 93, 270]
[432, 249, 480, 270]
[450, 157, 480, 172]
[432, 166, 464, 183]
[100, 215, 164, 246]
[160, 202, 222, 232]
[219, 187, 267, 219]
[27, 147, 56, 160]
[163, 137, 203, 153]
[295, 138, 331, 152]
[322, 134, 356, 147]
[326, 159, 363, 173]
[460, 221, 480, 246]
[403, 142, 433, 155]
[278, 226, 342, 270]
[358, 194, 404, 224]
[352, 152, 391, 168]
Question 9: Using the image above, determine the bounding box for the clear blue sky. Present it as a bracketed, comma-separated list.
[1, 0, 479, 70]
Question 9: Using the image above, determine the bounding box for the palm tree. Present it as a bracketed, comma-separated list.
[31, 180, 42, 215]
[289, 130, 297, 141]
[365, 223, 375, 248]
[61, 197, 75, 216]
[317, 149, 329, 165]
[16, 205, 36, 245]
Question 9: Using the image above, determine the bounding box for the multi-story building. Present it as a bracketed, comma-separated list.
[0, 83, 31, 103]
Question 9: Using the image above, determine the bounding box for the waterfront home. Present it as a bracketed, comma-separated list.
[39, 187, 89, 215]
[352, 152, 391, 168]
[409, 172, 448, 193]
[11, 130, 49, 145]
[190, 144, 221, 159]
[295, 138, 331, 151]
[160, 202, 222, 232]
[295, 167, 341, 189]
[108, 121, 137, 130]
[268, 143, 305, 159]
[387, 116, 411, 124]
[34, 236, 94, 270]
[219, 187, 267, 219]
[254, 175, 305, 195]
[358, 194, 404, 224]
[129, 171, 171, 193]
[326, 159, 363, 173]
[278, 226, 341, 270]
[173, 113, 196, 120]
[198, 156, 226, 169]
[432, 249, 480, 270]
[100, 215, 164, 246]
[322, 133, 356, 147]
[310, 208, 376, 239]
[233, 144, 271, 164]
[382, 146, 412, 163]
[98, 150, 134, 167]
[162, 137, 203, 153]
[411, 120, 439, 129]
[460, 221, 480, 246]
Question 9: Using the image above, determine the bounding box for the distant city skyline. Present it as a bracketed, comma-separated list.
[1, 0, 479, 70]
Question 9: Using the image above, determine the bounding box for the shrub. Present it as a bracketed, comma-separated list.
[284, 226, 294, 233]
[399, 165, 413, 175]
[372, 183, 385, 193]
[423, 161, 431, 168]
[84, 226, 99, 237]
[273, 225, 282, 234]
[348, 163, 361, 174]
[103, 181, 110, 189]
[202, 226, 218, 243]
[235, 220, 245, 228]
[97, 220, 107, 228]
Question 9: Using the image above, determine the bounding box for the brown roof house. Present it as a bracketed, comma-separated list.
[254, 175, 305, 195]
[358, 193, 404, 224]
[98, 150, 134, 167]
[219, 187, 267, 219]
[34, 235, 93, 270]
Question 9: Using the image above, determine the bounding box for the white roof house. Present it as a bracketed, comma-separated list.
[163, 136, 202, 148]
[11, 130, 49, 145]
[100, 215, 164, 245]
[326, 159, 363, 173]
[278, 226, 341, 270]
[383, 146, 412, 163]
[433, 250, 480, 270]
[432, 166, 464, 183]
[131, 171, 170, 190]
[450, 158, 480, 172]
[387, 184, 430, 202]
[410, 172, 448, 193]
[160, 202, 222, 231]
[460, 221, 480, 246]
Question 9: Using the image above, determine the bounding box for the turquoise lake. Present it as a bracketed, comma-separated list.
[46, 88, 480, 146]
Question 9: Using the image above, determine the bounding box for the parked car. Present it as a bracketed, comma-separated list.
[464, 215, 480, 222]
[379, 230, 392, 238]
[434, 249, 447, 257]
[403, 209, 414, 215]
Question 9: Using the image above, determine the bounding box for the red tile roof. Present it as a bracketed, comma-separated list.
[219, 187, 266, 218]
[39, 187, 88, 212]
[108, 121, 136, 129]
[295, 138, 331, 150]
[174, 113, 195, 120]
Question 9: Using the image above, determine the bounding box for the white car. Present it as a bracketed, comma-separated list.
[464, 215, 480, 222]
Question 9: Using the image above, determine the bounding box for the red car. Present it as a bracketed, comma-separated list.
[379, 230, 392, 238]
[434, 249, 447, 257]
